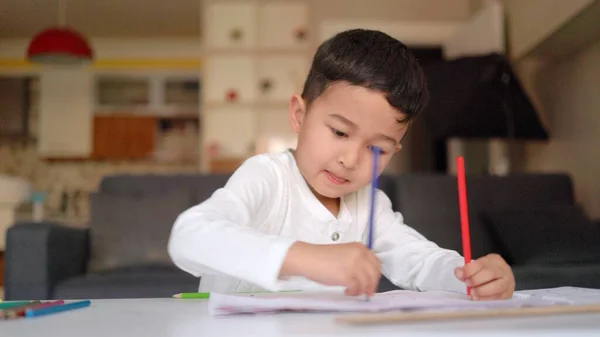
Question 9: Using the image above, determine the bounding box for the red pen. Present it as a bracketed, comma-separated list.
[456, 156, 472, 296]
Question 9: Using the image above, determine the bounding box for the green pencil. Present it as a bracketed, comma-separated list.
[173, 292, 210, 299]
[172, 290, 301, 299]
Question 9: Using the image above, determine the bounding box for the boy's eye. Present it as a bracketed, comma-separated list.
[331, 128, 347, 138]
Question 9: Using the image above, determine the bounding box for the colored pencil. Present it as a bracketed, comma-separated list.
[173, 292, 210, 299]
[1, 300, 63, 319]
[367, 146, 381, 250]
[0, 301, 37, 310]
[25, 300, 91, 318]
[456, 156, 472, 295]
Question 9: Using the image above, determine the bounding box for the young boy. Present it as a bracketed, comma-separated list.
[168, 29, 515, 300]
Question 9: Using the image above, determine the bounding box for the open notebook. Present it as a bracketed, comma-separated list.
[208, 289, 566, 316]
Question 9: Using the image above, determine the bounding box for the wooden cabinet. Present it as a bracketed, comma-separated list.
[38, 66, 93, 158]
[95, 74, 200, 116]
[92, 116, 157, 160]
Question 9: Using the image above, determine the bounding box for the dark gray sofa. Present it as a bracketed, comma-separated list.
[379, 174, 600, 291]
[5, 172, 600, 300]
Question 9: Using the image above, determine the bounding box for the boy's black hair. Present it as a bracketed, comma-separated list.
[301, 29, 428, 123]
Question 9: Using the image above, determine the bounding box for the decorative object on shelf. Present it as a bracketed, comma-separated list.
[294, 27, 307, 41]
[259, 78, 273, 93]
[225, 89, 238, 102]
[230, 28, 243, 42]
[27, 0, 93, 64]
[207, 142, 221, 158]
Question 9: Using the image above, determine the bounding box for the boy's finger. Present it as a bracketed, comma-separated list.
[471, 278, 506, 299]
[361, 265, 377, 297]
[468, 267, 498, 287]
[473, 289, 513, 301]
[354, 268, 370, 296]
[344, 278, 361, 296]
[364, 264, 380, 295]
[455, 260, 482, 280]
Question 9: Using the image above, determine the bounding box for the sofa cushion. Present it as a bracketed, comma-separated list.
[481, 205, 600, 265]
[53, 265, 199, 299]
[190, 174, 231, 204]
[393, 174, 499, 258]
[512, 264, 600, 290]
[88, 189, 192, 272]
[99, 174, 231, 204]
[484, 174, 575, 208]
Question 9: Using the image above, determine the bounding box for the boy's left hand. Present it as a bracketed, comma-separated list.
[454, 254, 515, 300]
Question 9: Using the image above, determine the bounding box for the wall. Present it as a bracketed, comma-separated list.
[502, 0, 595, 59]
[311, 0, 471, 21]
[520, 37, 600, 218]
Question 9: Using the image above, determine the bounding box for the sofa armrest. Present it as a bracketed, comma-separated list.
[4, 222, 89, 300]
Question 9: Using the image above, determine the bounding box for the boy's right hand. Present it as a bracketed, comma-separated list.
[280, 241, 381, 296]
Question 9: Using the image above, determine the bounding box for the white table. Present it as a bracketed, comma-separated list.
[3, 298, 600, 336]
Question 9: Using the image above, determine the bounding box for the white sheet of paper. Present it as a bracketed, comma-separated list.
[208, 290, 556, 316]
[514, 287, 600, 305]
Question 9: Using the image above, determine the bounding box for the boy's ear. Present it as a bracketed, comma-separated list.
[289, 94, 307, 134]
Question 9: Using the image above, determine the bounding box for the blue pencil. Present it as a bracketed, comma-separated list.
[25, 300, 91, 318]
[367, 146, 381, 249]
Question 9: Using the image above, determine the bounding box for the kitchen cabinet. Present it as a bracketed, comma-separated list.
[0, 77, 31, 140]
[92, 116, 157, 160]
[38, 66, 93, 158]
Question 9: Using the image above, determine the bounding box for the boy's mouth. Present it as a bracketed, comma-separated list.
[324, 171, 349, 185]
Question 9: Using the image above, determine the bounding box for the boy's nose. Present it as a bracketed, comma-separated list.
[338, 147, 360, 169]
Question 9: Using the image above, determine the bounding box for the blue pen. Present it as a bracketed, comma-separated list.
[25, 300, 91, 318]
[367, 146, 381, 250]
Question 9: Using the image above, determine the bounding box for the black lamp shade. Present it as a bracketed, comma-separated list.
[422, 53, 549, 141]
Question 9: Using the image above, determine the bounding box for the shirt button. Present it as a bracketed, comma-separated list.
[331, 232, 340, 241]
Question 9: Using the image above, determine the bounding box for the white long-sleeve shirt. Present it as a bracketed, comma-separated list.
[168, 150, 466, 294]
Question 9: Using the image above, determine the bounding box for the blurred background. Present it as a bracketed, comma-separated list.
[1, 0, 599, 300]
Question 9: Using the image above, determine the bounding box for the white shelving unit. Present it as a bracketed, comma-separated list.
[200, 0, 311, 172]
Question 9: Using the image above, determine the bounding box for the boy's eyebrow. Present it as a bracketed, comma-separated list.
[329, 114, 357, 127]
[329, 113, 398, 145]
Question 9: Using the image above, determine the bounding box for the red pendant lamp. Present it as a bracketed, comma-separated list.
[27, 0, 93, 64]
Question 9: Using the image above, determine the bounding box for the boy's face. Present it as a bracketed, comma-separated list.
[289, 81, 408, 200]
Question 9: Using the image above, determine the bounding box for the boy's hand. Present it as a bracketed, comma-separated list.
[280, 242, 381, 297]
[454, 254, 515, 300]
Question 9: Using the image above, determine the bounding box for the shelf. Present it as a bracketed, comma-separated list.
[203, 101, 288, 110]
[94, 109, 199, 119]
[203, 48, 313, 56]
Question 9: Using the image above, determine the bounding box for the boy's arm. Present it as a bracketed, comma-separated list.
[373, 190, 467, 293]
[167, 156, 296, 291]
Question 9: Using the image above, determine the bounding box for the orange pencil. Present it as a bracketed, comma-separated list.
[456, 156, 472, 295]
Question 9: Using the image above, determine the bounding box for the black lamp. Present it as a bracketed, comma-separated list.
[422, 53, 549, 141]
